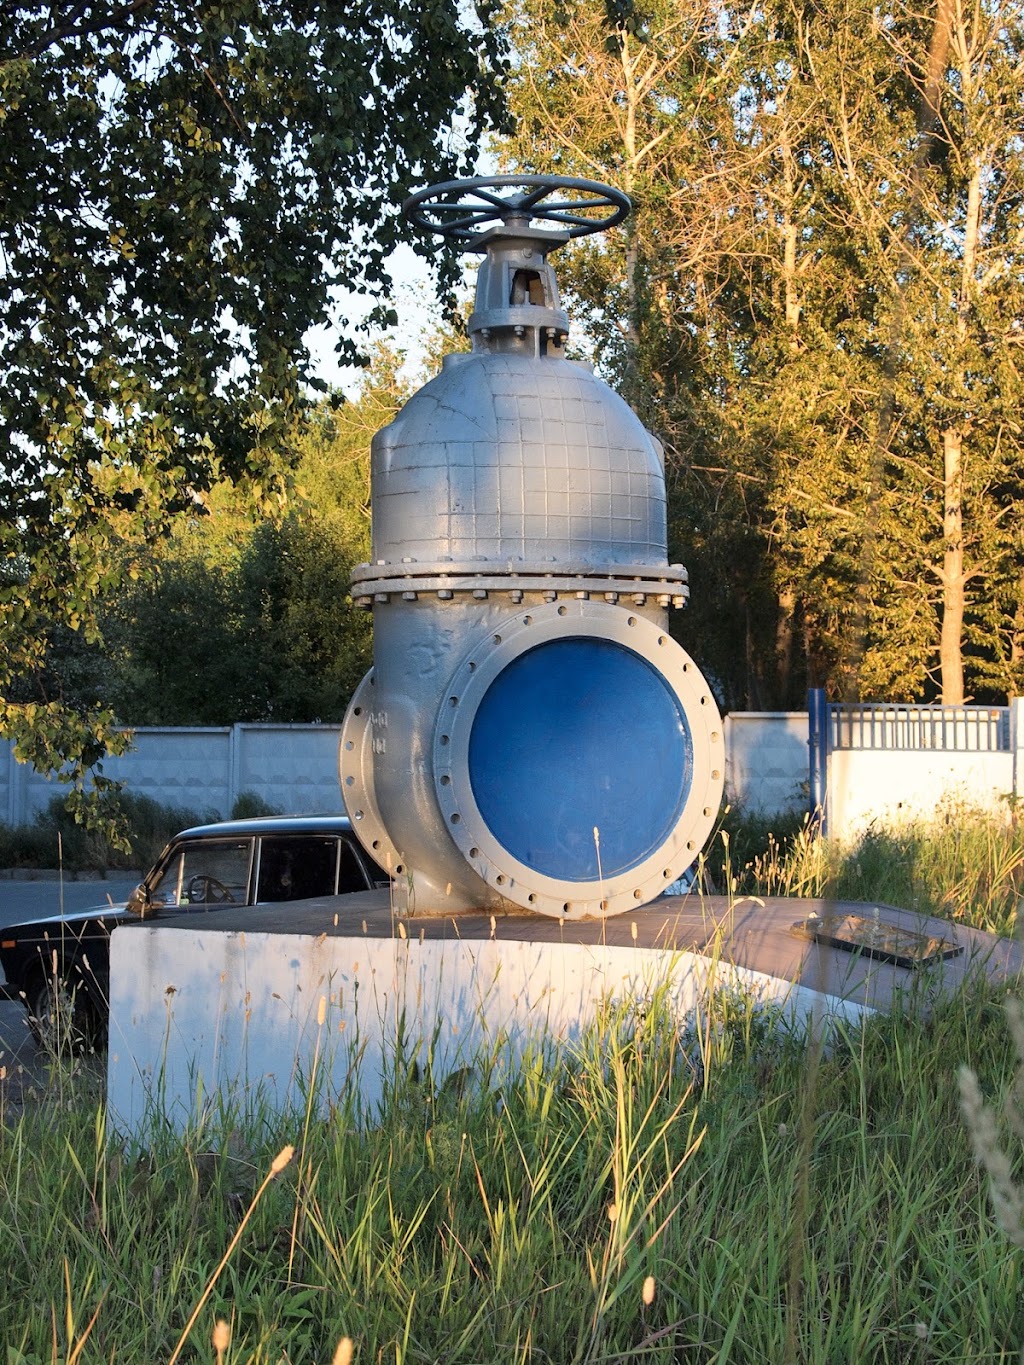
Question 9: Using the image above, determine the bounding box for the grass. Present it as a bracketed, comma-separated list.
[1, 979, 1023, 1362]
[705, 798, 1024, 937]
[3, 806, 1024, 1361]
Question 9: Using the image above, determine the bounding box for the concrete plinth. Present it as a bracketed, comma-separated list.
[105, 893, 1022, 1136]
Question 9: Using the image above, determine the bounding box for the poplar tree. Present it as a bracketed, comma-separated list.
[500, 0, 1024, 706]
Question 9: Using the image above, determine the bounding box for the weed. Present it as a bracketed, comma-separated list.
[718, 799, 1024, 935]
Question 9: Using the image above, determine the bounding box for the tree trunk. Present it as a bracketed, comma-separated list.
[776, 586, 796, 705]
[779, 129, 802, 347]
[745, 603, 764, 711]
[938, 154, 983, 706]
[940, 426, 966, 704]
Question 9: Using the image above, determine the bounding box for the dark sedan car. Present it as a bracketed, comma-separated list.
[0, 814, 387, 1049]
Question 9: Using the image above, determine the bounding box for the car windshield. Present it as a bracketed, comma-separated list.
[149, 839, 252, 908]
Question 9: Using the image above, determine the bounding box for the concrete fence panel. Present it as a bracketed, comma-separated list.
[0, 724, 346, 826]
[99, 728, 233, 817]
[724, 712, 808, 817]
[233, 724, 344, 815]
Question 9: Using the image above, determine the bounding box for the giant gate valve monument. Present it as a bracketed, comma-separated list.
[340, 175, 725, 918]
[107, 179, 1020, 1137]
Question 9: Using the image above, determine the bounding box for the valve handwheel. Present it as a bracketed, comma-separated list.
[402, 174, 631, 242]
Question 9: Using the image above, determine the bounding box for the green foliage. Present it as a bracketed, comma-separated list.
[102, 359, 402, 724]
[0, 791, 213, 872]
[0, 1, 507, 819]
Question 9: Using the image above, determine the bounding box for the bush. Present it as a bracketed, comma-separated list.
[0, 792, 215, 873]
[231, 790, 281, 820]
[114, 791, 218, 870]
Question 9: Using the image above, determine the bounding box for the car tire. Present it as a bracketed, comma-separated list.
[26, 972, 102, 1056]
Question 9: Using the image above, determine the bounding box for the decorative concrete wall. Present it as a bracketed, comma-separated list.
[5, 709, 1021, 837]
[2, 718, 798, 829]
[723, 712, 808, 817]
[1, 724, 344, 826]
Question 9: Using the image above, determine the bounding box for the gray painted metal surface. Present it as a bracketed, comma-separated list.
[340, 177, 725, 918]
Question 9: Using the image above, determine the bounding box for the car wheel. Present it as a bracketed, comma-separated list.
[27, 972, 101, 1056]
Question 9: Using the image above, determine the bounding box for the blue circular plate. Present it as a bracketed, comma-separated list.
[467, 637, 693, 880]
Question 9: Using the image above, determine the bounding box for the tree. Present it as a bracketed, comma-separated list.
[0, 0, 506, 821]
[499, 0, 1024, 707]
[102, 351, 406, 724]
[756, 0, 1024, 703]
[498, 0, 814, 707]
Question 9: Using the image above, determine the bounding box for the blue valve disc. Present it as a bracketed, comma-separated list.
[467, 637, 693, 881]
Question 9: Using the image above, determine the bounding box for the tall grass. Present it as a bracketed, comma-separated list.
[709, 799, 1024, 936]
[2, 981, 1022, 1362]
[4, 806, 1024, 1359]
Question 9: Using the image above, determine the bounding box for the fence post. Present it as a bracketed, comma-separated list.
[1013, 698, 1024, 811]
[808, 688, 828, 834]
[227, 725, 242, 818]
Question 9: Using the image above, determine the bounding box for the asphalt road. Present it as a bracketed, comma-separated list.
[0, 876, 141, 930]
[0, 999, 34, 1069]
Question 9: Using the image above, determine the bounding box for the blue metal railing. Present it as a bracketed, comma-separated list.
[808, 688, 829, 830]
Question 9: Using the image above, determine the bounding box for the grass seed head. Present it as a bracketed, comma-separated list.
[642, 1275, 656, 1306]
[332, 1337, 354, 1365]
[270, 1145, 295, 1177]
[213, 1319, 231, 1358]
[958, 1064, 1024, 1248]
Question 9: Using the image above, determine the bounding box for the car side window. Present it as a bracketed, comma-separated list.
[150, 839, 252, 908]
[256, 837, 344, 902]
[338, 838, 372, 893]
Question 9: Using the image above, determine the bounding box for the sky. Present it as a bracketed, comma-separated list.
[304, 241, 452, 396]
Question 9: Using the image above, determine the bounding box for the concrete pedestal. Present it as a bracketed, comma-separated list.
[105, 892, 1022, 1135]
